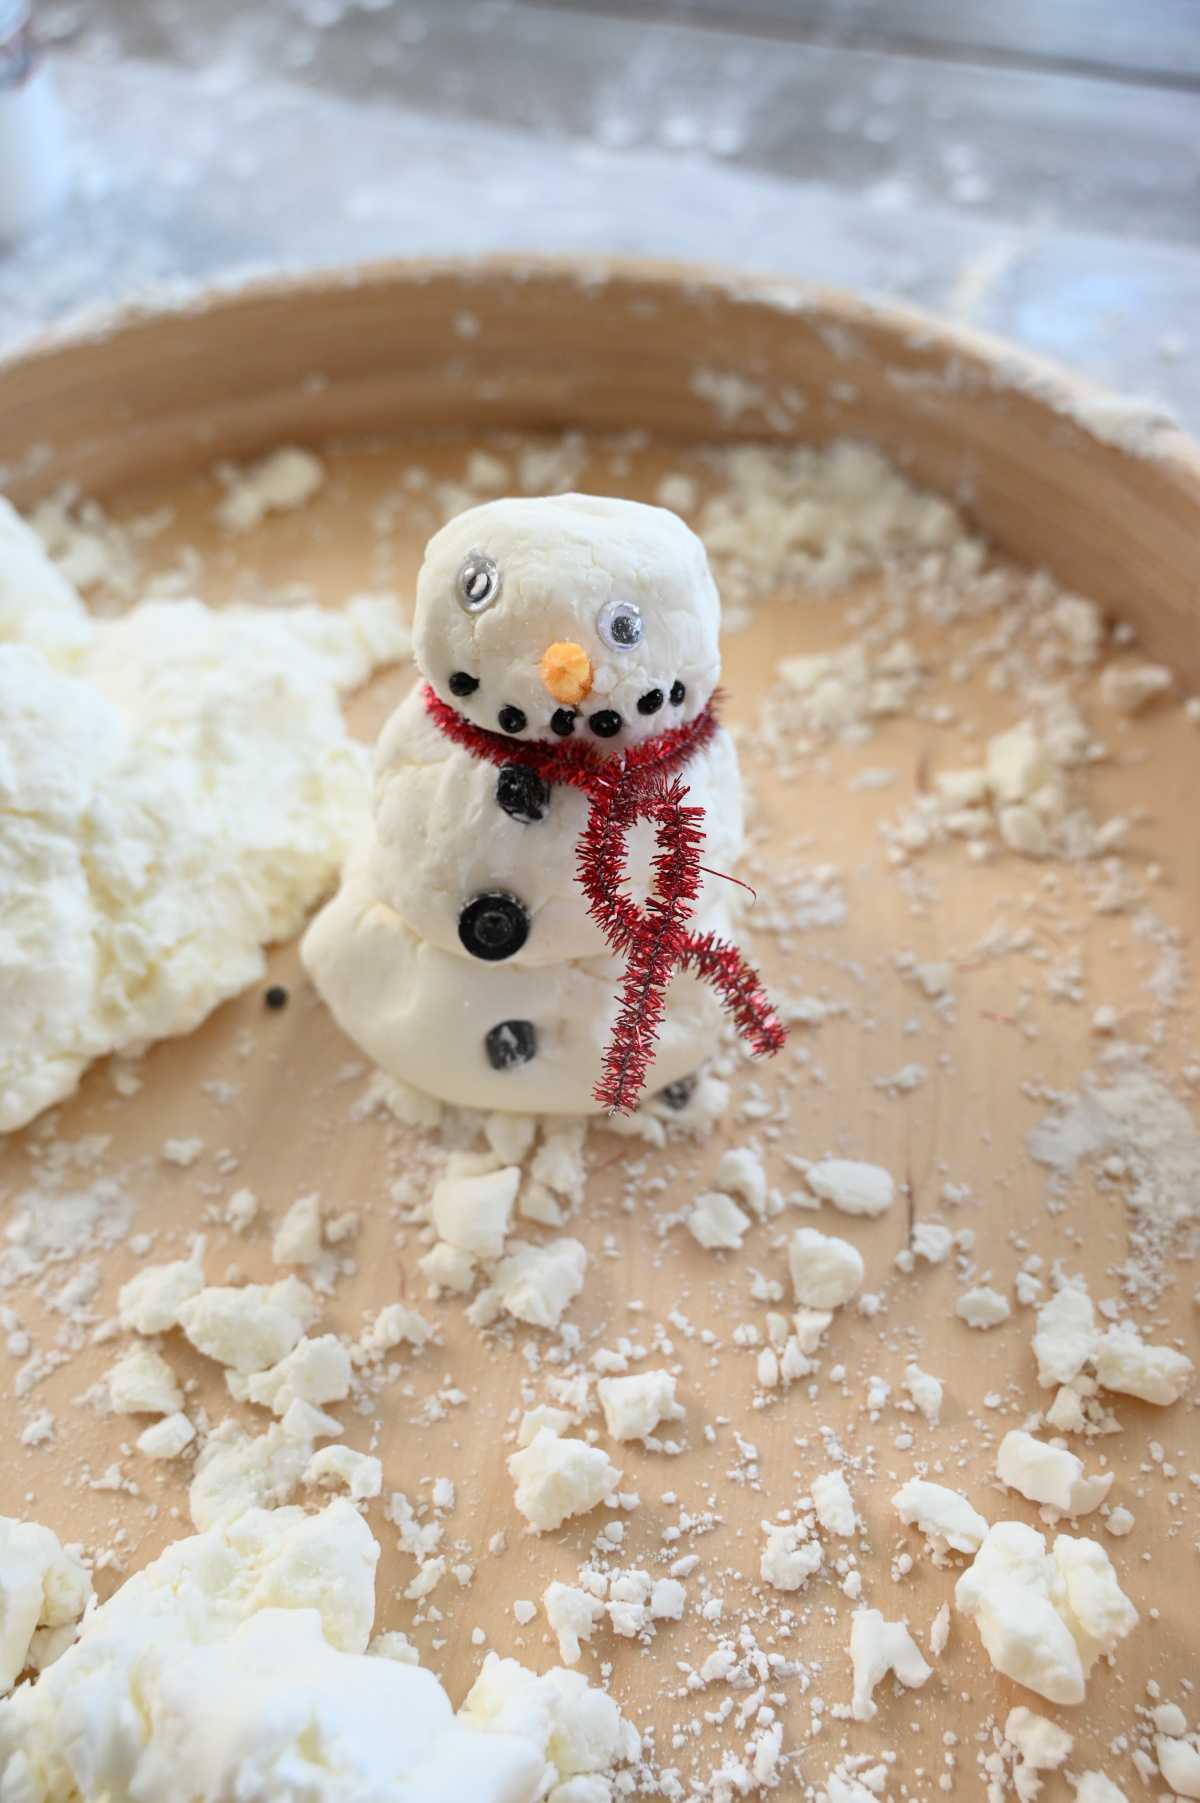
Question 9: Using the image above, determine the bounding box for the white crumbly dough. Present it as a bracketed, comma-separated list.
[0, 1500, 635, 1801]
[272, 1193, 323, 1267]
[304, 1445, 383, 1502]
[1032, 1283, 1192, 1404]
[789, 1229, 864, 1308]
[596, 1370, 684, 1443]
[229, 1334, 352, 1415]
[118, 1252, 205, 1335]
[848, 1609, 932, 1721]
[956, 1285, 1011, 1329]
[458, 1651, 641, 1797]
[355, 1305, 433, 1361]
[805, 1158, 895, 1217]
[954, 1521, 1137, 1704]
[303, 494, 748, 1114]
[0, 498, 93, 666]
[137, 1413, 196, 1460]
[214, 446, 325, 532]
[929, 1603, 951, 1657]
[106, 1345, 183, 1416]
[178, 1277, 318, 1374]
[903, 1364, 944, 1424]
[188, 1419, 326, 1531]
[996, 1430, 1114, 1515]
[1005, 1707, 1074, 1770]
[484, 1238, 587, 1329]
[1, 548, 408, 1131]
[760, 1523, 823, 1592]
[892, 1479, 988, 1556]
[687, 1190, 750, 1251]
[1074, 1775, 1128, 1803]
[1093, 1325, 1193, 1405]
[432, 1165, 520, 1259]
[1158, 1736, 1200, 1798]
[715, 1147, 768, 1214]
[517, 1407, 573, 1448]
[1034, 1285, 1098, 1386]
[811, 1469, 858, 1537]
[543, 1581, 605, 1665]
[0, 1519, 92, 1694]
[507, 1429, 621, 1532]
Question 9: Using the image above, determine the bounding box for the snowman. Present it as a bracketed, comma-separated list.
[302, 494, 783, 1115]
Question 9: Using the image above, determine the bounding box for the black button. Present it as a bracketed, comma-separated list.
[498, 705, 526, 735]
[459, 892, 529, 961]
[660, 1075, 696, 1110]
[485, 1019, 537, 1070]
[669, 680, 686, 706]
[588, 709, 622, 738]
[449, 671, 479, 696]
[551, 708, 576, 737]
[637, 688, 664, 715]
[496, 765, 550, 824]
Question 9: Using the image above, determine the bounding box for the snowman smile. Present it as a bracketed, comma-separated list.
[446, 670, 688, 744]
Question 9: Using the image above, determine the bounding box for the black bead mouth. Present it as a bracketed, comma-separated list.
[497, 704, 527, 735]
[448, 671, 479, 697]
[637, 688, 664, 715]
[550, 708, 576, 737]
[670, 680, 686, 706]
[588, 709, 623, 739]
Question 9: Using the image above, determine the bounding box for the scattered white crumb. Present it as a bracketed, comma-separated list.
[892, 1478, 988, 1556]
[761, 1521, 823, 1591]
[272, 1193, 323, 1267]
[811, 1469, 857, 1536]
[136, 1412, 196, 1460]
[903, 1364, 944, 1425]
[432, 1164, 520, 1260]
[996, 1429, 1113, 1515]
[118, 1252, 205, 1336]
[107, 1345, 182, 1416]
[806, 1158, 895, 1217]
[597, 1370, 683, 1443]
[507, 1429, 621, 1532]
[215, 446, 325, 532]
[849, 1608, 932, 1721]
[686, 1190, 750, 1251]
[789, 1228, 864, 1308]
[178, 1277, 317, 1374]
[956, 1285, 1011, 1329]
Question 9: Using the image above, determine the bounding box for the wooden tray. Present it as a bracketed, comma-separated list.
[1, 260, 1197, 1794]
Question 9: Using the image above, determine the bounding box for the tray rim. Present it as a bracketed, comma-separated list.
[2, 251, 1197, 476]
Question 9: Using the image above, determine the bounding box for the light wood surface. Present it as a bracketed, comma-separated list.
[0, 264, 1197, 1794]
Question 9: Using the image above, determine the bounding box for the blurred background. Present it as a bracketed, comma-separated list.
[3, 0, 1199, 425]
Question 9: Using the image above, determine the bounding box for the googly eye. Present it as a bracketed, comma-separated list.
[457, 551, 502, 614]
[597, 598, 643, 651]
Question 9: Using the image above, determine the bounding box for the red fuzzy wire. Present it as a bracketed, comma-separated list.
[423, 684, 785, 1113]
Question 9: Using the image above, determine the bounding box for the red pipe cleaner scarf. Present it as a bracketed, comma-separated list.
[423, 683, 786, 1114]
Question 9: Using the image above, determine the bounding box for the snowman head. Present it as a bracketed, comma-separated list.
[412, 494, 721, 751]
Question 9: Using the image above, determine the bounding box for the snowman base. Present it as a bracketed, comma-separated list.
[302, 860, 730, 1117]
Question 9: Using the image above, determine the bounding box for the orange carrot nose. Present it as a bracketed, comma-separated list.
[539, 641, 593, 705]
